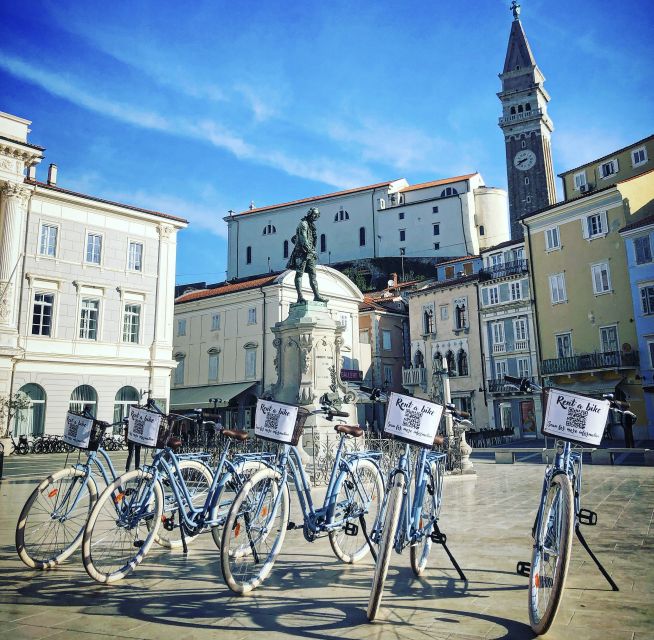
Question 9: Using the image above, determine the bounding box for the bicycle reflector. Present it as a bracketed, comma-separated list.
[48, 489, 58, 498]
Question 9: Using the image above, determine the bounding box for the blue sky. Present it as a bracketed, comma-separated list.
[1, 0, 652, 284]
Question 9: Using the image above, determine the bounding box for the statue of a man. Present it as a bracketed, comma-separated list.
[287, 207, 327, 303]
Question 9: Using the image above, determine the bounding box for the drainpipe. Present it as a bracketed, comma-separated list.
[458, 191, 470, 255]
[475, 281, 488, 408]
[371, 190, 377, 259]
[259, 285, 267, 396]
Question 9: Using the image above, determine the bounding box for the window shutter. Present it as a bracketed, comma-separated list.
[581, 217, 590, 239]
[613, 158, 619, 172]
[600, 210, 608, 234]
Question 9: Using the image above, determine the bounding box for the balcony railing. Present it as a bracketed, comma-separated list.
[402, 366, 426, 387]
[492, 343, 506, 354]
[514, 340, 529, 351]
[541, 350, 640, 376]
[498, 108, 543, 125]
[479, 259, 529, 281]
[487, 377, 538, 394]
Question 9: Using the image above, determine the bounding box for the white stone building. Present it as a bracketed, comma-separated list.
[225, 173, 509, 280]
[0, 112, 187, 436]
[171, 266, 366, 428]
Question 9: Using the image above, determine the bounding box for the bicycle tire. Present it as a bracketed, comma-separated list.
[367, 473, 405, 622]
[329, 458, 384, 564]
[153, 459, 213, 549]
[221, 467, 289, 594]
[82, 469, 163, 584]
[16, 467, 98, 569]
[410, 460, 439, 576]
[528, 472, 574, 635]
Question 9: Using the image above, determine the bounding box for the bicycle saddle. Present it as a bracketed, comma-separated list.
[433, 434, 445, 446]
[222, 429, 248, 442]
[334, 424, 363, 437]
[167, 437, 183, 451]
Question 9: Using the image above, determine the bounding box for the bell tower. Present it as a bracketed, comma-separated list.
[498, 1, 556, 239]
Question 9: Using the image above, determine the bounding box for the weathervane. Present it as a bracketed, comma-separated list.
[511, 0, 521, 20]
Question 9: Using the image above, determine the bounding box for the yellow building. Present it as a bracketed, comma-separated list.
[523, 137, 654, 438]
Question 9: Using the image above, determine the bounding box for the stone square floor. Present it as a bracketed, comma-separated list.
[0, 453, 652, 639]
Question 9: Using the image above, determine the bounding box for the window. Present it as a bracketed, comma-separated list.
[489, 286, 499, 305]
[123, 304, 141, 343]
[600, 325, 619, 353]
[521, 139, 526, 148]
[359, 329, 370, 344]
[211, 313, 221, 331]
[382, 329, 392, 350]
[433, 243, 440, 250]
[446, 350, 456, 376]
[128, 241, 143, 271]
[492, 322, 505, 345]
[15, 383, 46, 437]
[454, 396, 473, 416]
[549, 273, 567, 304]
[85, 233, 102, 264]
[383, 364, 393, 386]
[640, 285, 654, 315]
[489, 253, 503, 267]
[556, 333, 572, 358]
[283, 240, 289, 258]
[208, 349, 219, 382]
[32, 293, 54, 336]
[246, 246, 252, 264]
[479, 225, 485, 236]
[494, 360, 507, 379]
[69, 385, 98, 417]
[545, 227, 560, 250]
[457, 349, 469, 376]
[320, 234, 326, 253]
[245, 347, 257, 379]
[114, 386, 139, 425]
[445, 266, 455, 279]
[649, 340, 654, 367]
[334, 208, 350, 222]
[423, 308, 434, 334]
[525, 103, 531, 111]
[510, 281, 522, 301]
[398, 212, 405, 220]
[632, 147, 648, 167]
[573, 171, 587, 190]
[359, 227, 366, 246]
[79, 298, 99, 340]
[440, 305, 448, 321]
[414, 349, 425, 368]
[173, 354, 185, 385]
[524, 177, 530, 185]
[433, 223, 440, 236]
[39, 224, 57, 257]
[635, 236, 652, 264]
[263, 224, 277, 235]
[177, 319, 186, 336]
[432, 206, 439, 214]
[600, 159, 618, 179]
[513, 318, 528, 342]
[454, 302, 467, 329]
[585, 212, 607, 238]
[441, 187, 458, 197]
[591, 262, 611, 294]
[399, 229, 406, 242]
[526, 196, 532, 204]
[247, 307, 257, 324]
[517, 357, 530, 378]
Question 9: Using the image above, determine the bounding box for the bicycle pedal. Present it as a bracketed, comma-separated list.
[287, 521, 298, 530]
[133, 540, 144, 548]
[124, 488, 136, 497]
[430, 531, 447, 544]
[578, 509, 597, 526]
[344, 522, 359, 537]
[516, 561, 531, 577]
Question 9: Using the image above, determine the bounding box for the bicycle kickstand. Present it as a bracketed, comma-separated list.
[359, 515, 378, 563]
[431, 523, 467, 581]
[180, 521, 189, 555]
[575, 524, 618, 591]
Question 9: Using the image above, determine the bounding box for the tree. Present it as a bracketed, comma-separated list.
[0, 392, 32, 438]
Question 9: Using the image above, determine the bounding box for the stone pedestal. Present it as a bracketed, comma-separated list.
[267, 301, 357, 458]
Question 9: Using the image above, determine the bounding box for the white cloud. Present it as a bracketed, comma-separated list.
[553, 127, 626, 172]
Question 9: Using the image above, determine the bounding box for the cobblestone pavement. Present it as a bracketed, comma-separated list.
[0, 453, 652, 640]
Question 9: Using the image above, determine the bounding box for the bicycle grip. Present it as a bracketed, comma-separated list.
[329, 409, 349, 418]
[610, 400, 630, 410]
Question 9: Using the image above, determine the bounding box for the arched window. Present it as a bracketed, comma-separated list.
[244, 342, 258, 379]
[446, 350, 456, 376]
[114, 386, 139, 424]
[455, 303, 467, 330]
[525, 102, 532, 111]
[283, 240, 289, 259]
[70, 384, 98, 417]
[423, 309, 434, 334]
[457, 349, 469, 376]
[359, 227, 366, 246]
[208, 347, 220, 382]
[173, 353, 185, 386]
[334, 208, 350, 222]
[510, 106, 516, 115]
[15, 383, 46, 436]
[518, 105, 524, 113]
[263, 224, 277, 235]
[440, 187, 458, 197]
[320, 234, 326, 253]
[433, 351, 443, 369]
[246, 246, 252, 264]
[414, 349, 424, 368]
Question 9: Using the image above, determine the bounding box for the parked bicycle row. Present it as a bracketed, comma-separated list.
[7, 431, 128, 455]
[13, 380, 633, 635]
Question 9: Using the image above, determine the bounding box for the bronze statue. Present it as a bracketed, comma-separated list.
[287, 207, 327, 303]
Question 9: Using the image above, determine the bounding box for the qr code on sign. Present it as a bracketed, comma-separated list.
[403, 408, 422, 430]
[264, 413, 279, 432]
[67, 423, 79, 438]
[133, 421, 144, 436]
[565, 407, 588, 430]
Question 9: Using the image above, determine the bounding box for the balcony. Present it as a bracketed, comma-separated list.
[541, 350, 640, 376]
[487, 377, 538, 394]
[492, 343, 506, 354]
[498, 108, 543, 125]
[479, 259, 529, 281]
[402, 366, 426, 387]
[514, 340, 529, 352]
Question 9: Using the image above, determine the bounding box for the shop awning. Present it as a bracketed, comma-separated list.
[170, 382, 257, 410]
[549, 378, 623, 398]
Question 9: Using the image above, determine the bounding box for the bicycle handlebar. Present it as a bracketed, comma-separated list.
[329, 409, 349, 418]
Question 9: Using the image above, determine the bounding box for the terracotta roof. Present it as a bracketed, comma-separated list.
[398, 173, 477, 193]
[25, 179, 188, 224]
[435, 254, 479, 267]
[480, 238, 523, 254]
[558, 134, 654, 177]
[409, 273, 480, 296]
[176, 273, 280, 303]
[232, 180, 399, 217]
[619, 213, 654, 234]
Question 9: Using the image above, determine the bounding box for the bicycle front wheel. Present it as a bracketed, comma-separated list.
[410, 460, 440, 576]
[82, 469, 163, 584]
[528, 472, 574, 635]
[221, 467, 289, 594]
[329, 458, 384, 564]
[367, 473, 404, 622]
[16, 467, 98, 569]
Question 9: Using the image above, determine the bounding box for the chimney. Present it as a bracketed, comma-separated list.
[27, 165, 37, 181]
[47, 164, 58, 186]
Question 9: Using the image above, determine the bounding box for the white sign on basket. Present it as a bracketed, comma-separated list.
[384, 392, 444, 448]
[254, 400, 299, 444]
[128, 406, 163, 447]
[542, 390, 610, 446]
[63, 412, 95, 449]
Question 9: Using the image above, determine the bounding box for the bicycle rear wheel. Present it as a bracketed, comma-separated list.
[221, 467, 289, 594]
[367, 473, 404, 622]
[329, 458, 384, 564]
[528, 472, 574, 635]
[16, 467, 97, 569]
[82, 469, 163, 584]
[410, 460, 439, 576]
